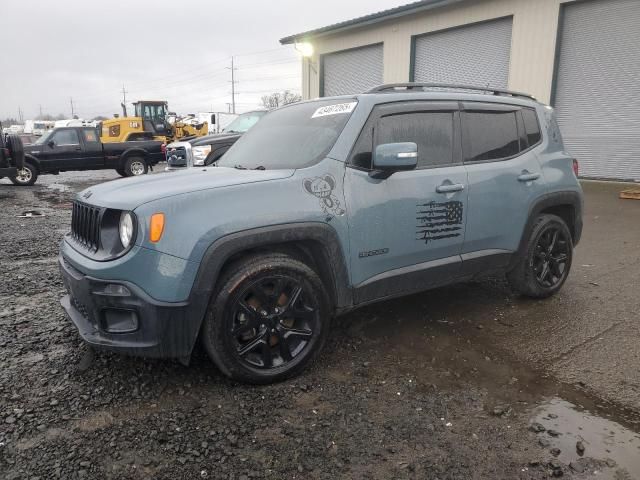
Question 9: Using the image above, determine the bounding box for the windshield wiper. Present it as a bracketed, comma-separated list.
[254, 166, 265, 170]
[233, 165, 247, 170]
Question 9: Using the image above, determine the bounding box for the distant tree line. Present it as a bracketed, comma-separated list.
[261, 90, 302, 109]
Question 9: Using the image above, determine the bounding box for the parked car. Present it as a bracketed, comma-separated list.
[59, 83, 583, 384]
[0, 124, 25, 180]
[12, 126, 164, 186]
[165, 110, 266, 170]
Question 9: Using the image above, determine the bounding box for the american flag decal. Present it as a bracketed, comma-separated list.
[416, 201, 463, 243]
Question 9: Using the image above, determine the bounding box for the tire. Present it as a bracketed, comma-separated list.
[115, 167, 127, 177]
[6, 135, 24, 169]
[123, 156, 148, 177]
[10, 162, 38, 186]
[507, 214, 573, 298]
[201, 253, 331, 384]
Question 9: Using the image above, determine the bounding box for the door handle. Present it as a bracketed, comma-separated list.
[517, 172, 540, 182]
[436, 183, 465, 194]
[74, 147, 82, 151]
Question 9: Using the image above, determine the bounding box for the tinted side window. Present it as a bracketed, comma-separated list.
[522, 108, 541, 146]
[377, 112, 454, 168]
[52, 129, 80, 145]
[463, 111, 519, 162]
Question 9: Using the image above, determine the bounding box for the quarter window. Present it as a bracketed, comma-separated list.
[83, 129, 98, 143]
[377, 112, 454, 168]
[463, 111, 519, 162]
[52, 129, 80, 146]
[522, 108, 542, 146]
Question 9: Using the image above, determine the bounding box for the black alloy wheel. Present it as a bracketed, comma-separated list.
[532, 225, 570, 288]
[507, 213, 573, 298]
[230, 275, 318, 369]
[201, 253, 330, 384]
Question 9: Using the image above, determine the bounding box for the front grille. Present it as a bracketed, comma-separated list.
[166, 146, 188, 167]
[71, 201, 102, 252]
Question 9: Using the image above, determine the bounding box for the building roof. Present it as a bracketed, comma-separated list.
[279, 0, 465, 45]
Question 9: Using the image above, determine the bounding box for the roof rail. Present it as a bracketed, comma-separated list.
[366, 83, 537, 101]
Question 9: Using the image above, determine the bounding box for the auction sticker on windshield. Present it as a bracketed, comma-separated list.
[311, 102, 357, 118]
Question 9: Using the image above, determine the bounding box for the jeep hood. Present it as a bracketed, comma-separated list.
[78, 167, 294, 210]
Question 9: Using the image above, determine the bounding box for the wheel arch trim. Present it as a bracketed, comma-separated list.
[187, 222, 352, 327]
[515, 190, 583, 262]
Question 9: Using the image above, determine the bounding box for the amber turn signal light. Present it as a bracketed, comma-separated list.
[149, 213, 165, 243]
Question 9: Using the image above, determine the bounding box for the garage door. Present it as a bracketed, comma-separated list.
[322, 44, 383, 96]
[553, 0, 640, 181]
[412, 17, 513, 88]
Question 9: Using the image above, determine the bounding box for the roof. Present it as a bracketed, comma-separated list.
[279, 0, 465, 44]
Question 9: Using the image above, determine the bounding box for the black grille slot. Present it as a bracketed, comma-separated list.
[71, 201, 102, 252]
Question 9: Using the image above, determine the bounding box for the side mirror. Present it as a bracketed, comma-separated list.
[210, 114, 216, 124]
[47, 140, 55, 148]
[370, 142, 417, 179]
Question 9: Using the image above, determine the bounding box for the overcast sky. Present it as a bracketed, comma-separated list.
[1, 0, 408, 121]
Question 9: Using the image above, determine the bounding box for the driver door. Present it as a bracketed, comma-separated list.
[38, 129, 84, 170]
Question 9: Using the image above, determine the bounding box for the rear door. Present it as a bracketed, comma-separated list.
[77, 128, 104, 169]
[345, 101, 468, 303]
[461, 102, 547, 273]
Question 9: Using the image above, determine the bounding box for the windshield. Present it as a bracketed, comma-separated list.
[218, 99, 357, 170]
[223, 111, 266, 133]
[34, 130, 54, 145]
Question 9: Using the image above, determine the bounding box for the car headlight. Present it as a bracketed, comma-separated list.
[192, 145, 212, 166]
[119, 211, 134, 248]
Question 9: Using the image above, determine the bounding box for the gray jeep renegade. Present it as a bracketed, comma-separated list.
[59, 83, 583, 384]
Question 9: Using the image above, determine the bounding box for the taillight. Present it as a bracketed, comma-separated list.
[572, 158, 579, 177]
[161, 144, 166, 154]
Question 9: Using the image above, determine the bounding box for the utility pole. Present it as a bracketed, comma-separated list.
[121, 85, 128, 117]
[39, 104, 43, 118]
[70, 97, 75, 118]
[227, 56, 237, 114]
[18, 107, 23, 123]
[226, 103, 231, 113]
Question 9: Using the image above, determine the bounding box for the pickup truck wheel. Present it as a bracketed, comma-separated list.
[507, 214, 573, 298]
[115, 167, 127, 177]
[123, 157, 148, 176]
[10, 162, 38, 186]
[201, 253, 331, 384]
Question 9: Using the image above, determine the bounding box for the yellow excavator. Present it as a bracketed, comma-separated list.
[100, 100, 209, 143]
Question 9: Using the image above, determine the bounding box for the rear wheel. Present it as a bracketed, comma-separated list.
[10, 162, 38, 186]
[201, 253, 331, 384]
[115, 167, 126, 177]
[123, 156, 148, 177]
[508, 214, 573, 298]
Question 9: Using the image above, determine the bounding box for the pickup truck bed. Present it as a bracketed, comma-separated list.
[14, 126, 164, 186]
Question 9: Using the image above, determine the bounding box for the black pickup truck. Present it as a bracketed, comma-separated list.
[11, 126, 164, 186]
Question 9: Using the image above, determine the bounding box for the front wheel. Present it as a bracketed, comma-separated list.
[201, 253, 331, 384]
[123, 156, 148, 177]
[115, 167, 127, 177]
[508, 214, 573, 298]
[10, 163, 38, 186]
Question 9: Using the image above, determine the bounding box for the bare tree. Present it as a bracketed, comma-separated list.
[261, 90, 302, 109]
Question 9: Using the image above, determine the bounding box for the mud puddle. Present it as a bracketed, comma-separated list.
[531, 398, 640, 478]
[345, 285, 640, 477]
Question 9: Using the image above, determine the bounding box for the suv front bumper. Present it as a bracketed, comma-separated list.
[59, 254, 200, 358]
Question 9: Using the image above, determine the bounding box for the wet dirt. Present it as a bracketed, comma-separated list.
[1, 172, 639, 479]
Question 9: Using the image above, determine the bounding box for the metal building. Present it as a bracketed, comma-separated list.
[280, 0, 640, 181]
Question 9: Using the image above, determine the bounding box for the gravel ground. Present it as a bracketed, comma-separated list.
[1, 171, 638, 479]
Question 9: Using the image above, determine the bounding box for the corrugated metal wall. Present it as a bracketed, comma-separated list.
[322, 44, 384, 96]
[553, 0, 640, 181]
[412, 17, 513, 88]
